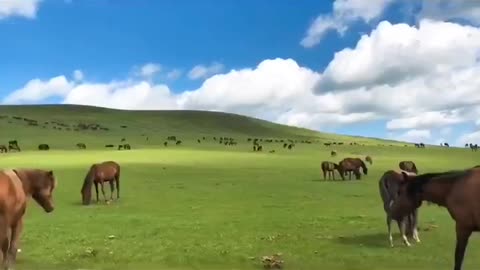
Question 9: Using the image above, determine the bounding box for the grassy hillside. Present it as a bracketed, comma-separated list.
[0, 104, 402, 150]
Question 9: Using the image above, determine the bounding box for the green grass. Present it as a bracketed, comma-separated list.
[0, 105, 477, 270]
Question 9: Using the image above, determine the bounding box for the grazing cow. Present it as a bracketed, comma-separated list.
[0, 145, 7, 153]
[76, 143, 86, 149]
[378, 170, 420, 247]
[338, 158, 368, 180]
[0, 169, 56, 269]
[38, 144, 50, 151]
[399, 161, 418, 174]
[321, 161, 339, 180]
[365, 156, 373, 165]
[331, 150, 337, 157]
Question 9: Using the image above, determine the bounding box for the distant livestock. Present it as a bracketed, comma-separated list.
[38, 144, 50, 151]
[399, 161, 418, 174]
[76, 143, 86, 149]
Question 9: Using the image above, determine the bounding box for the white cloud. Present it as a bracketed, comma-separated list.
[166, 69, 182, 80]
[457, 130, 480, 145]
[386, 111, 465, 130]
[188, 62, 224, 80]
[73, 70, 84, 82]
[418, 0, 480, 25]
[0, 0, 41, 20]
[138, 63, 162, 78]
[300, 0, 393, 47]
[3, 76, 73, 104]
[390, 129, 431, 143]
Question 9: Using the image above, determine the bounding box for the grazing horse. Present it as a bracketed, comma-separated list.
[399, 161, 418, 174]
[331, 150, 337, 157]
[338, 158, 368, 180]
[38, 144, 50, 151]
[393, 168, 480, 270]
[365, 156, 373, 165]
[378, 170, 420, 247]
[321, 161, 339, 180]
[80, 161, 120, 205]
[0, 169, 56, 269]
[76, 143, 86, 149]
[0, 145, 7, 153]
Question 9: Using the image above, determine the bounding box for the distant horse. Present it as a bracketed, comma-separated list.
[38, 144, 50, 151]
[365, 156, 373, 165]
[0, 145, 7, 153]
[76, 143, 86, 149]
[331, 150, 337, 157]
[338, 158, 368, 180]
[321, 161, 339, 180]
[80, 161, 120, 205]
[399, 161, 418, 174]
[378, 170, 420, 247]
[0, 169, 56, 269]
[392, 168, 480, 270]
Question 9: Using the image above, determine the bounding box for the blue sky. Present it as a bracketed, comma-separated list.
[1, 0, 480, 146]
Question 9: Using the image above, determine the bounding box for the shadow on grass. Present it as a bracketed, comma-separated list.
[334, 232, 391, 249]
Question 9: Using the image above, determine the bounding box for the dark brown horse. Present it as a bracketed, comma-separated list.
[392, 168, 480, 270]
[378, 170, 419, 247]
[0, 145, 7, 153]
[399, 161, 418, 174]
[338, 158, 368, 180]
[365, 155, 373, 165]
[81, 161, 120, 205]
[0, 169, 56, 269]
[321, 161, 339, 180]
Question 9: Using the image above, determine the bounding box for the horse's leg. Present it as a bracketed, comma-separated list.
[397, 219, 411, 247]
[323, 170, 326, 181]
[0, 218, 7, 270]
[7, 218, 22, 270]
[100, 181, 107, 203]
[454, 224, 472, 270]
[387, 214, 393, 247]
[115, 176, 120, 200]
[94, 182, 99, 203]
[109, 180, 114, 201]
[412, 210, 420, 243]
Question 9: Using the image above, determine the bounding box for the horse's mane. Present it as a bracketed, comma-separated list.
[407, 169, 471, 195]
[80, 164, 96, 202]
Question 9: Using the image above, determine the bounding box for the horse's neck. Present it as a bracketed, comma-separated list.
[422, 182, 452, 206]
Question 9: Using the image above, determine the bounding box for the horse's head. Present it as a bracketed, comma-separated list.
[81, 165, 95, 205]
[30, 170, 56, 213]
[390, 171, 422, 217]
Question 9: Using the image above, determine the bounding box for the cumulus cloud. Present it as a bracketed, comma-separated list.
[386, 111, 465, 130]
[390, 129, 431, 143]
[457, 130, 480, 145]
[418, 0, 480, 25]
[300, 0, 393, 47]
[0, 0, 41, 20]
[188, 62, 224, 80]
[166, 69, 182, 80]
[138, 63, 162, 79]
[3, 76, 73, 104]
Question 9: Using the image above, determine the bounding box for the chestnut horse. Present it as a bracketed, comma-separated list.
[393, 168, 480, 270]
[378, 170, 420, 247]
[338, 158, 368, 180]
[0, 169, 56, 269]
[321, 161, 339, 180]
[81, 161, 120, 205]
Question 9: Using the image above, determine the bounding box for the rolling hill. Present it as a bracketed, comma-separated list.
[0, 104, 401, 150]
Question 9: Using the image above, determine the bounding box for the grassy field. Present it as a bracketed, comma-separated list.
[0, 105, 478, 270]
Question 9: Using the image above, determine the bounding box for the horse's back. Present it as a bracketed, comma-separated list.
[379, 170, 402, 212]
[0, 170, 26, 219]
[95, 161, 120, 179]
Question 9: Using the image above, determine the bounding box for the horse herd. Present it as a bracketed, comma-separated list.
[0, 151, 478, 270]
[0, 160, 120, 269]
[321, 156, 370, 180]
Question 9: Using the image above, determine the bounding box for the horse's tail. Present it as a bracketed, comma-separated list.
[379, 171, 395, 212]
[360, 160, 368, 175]
[81, 165, 96, 205]
[115, 163, 120, 198]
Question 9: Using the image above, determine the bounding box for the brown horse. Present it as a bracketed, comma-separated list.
[399, 161, 418, 174]
[321, 161, 339, 180]
[0, 169, 56, 269]
[0, 145, 6, 153]
[393, 168, 480, 270]
[365, 155, 373, 165]
[378, 170, 420, 247]
[81, 161, 120, 205]
[338, 158, 368, 180]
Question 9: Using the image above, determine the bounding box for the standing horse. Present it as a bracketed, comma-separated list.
[399, 161, 418, 174]
[393, 168, 480, 270]
[338, 158, 368, 180]
[0, 145, 7, 153]
[80, 161, 120, 205]
[0, 169, 56, 269]
[378, 170, 420, 247]
[365, 155, 373, 165]
[321, 161, 339, 180]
